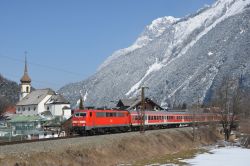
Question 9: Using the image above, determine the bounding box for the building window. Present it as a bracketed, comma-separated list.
[22, 107, 25, 111]
[26, 86, 29, 93]
[34, 107, 36, 111]
[28, 107, 30, 111]
[47, 106, 49, 111]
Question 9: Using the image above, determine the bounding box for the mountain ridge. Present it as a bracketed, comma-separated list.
[59, 0, 250, 108]
[0, 74, 19, 111]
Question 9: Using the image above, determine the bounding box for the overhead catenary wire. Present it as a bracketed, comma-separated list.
[0, 72, 63, 88]
[0, 54, 83, 88]
[0, 54, 83, 77]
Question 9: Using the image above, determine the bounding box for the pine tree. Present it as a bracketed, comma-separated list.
[79, 97, 84, 110]
[182, 103, 187, 109]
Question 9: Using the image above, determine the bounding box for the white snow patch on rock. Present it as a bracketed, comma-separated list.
[126, 59, 163, 96]
[208, 52, 214, 56]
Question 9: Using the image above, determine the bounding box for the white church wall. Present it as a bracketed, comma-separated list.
[38, 95, 52, 114]
[46, 104, 71, 118]
[16, 105, 38, 116]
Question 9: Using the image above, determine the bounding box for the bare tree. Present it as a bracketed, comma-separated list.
[0, 96, 9, 117]
[215, 77, 242, 141]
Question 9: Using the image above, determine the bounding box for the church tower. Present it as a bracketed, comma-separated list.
[20, 56, 31, 100]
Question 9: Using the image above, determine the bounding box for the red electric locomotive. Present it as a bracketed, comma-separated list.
[72, 109, 130, 135]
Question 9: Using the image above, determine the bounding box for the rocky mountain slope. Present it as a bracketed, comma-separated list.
[59, 0, 250, 108]
[0, 74, 19, 106]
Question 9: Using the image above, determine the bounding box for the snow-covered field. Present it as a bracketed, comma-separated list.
[183, 146, 250, 166]
[158, 146, 250, 166]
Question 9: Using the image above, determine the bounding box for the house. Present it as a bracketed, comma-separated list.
[45, 94, 71, 119]
[8, 115, 44, 137]
[116, 97, 164, 111]
[15, 58, 71, 119]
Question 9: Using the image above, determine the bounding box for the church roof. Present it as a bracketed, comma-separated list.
[20, 73, 31, 83]
[16, 89, 55, 106]
[45, 94, 70, 105]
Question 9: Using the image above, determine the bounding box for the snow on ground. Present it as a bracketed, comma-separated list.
[182, 146, 250, 166]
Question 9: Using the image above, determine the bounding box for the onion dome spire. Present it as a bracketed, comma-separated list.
[20, 55, 31, 83]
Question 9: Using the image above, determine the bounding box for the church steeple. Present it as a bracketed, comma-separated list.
[20, 54, 31, 100]
[20, 56, 31, 83]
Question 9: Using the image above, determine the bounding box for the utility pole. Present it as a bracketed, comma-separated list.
[140, 86, 148, 133]
[193, 95, 200, 142]
[197, 95, 201, 141]
[192, 104, 195, 142]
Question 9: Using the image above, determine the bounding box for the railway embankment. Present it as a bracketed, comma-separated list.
[0, 127, 221, 166]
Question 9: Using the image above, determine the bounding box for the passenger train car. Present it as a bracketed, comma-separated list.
[71, 109, 221, 135]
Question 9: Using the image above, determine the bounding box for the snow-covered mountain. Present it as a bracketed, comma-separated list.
[59, 0, 250, 108]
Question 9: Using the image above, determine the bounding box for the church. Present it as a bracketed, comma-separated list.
[15, 58, 72, 119]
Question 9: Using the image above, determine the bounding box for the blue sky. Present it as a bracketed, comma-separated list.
[0, 0, 215, 90]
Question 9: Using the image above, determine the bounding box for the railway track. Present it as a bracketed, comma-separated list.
[0, 125, 187, 146]
[0, 123, 217, 147]
[0, 135, 81, 146]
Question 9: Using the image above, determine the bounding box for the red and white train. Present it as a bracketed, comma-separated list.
[71, 109, 221, 135]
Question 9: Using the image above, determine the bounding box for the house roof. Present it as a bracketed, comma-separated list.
[45, 94, 70, 105]
[127, 97, 164, 110]
[16, 89, 55, 106]
[117, 97, 164, 110]
[118, 98, 138, 107]
[4, 106, 16, 114]
[8, 115, 44, 123]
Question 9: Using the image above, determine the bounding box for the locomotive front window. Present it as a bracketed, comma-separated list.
[79, 113, 86, 117]
[74, 113, 86, 117]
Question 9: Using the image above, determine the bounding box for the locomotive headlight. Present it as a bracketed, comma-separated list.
[79, 121, 86, 123]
